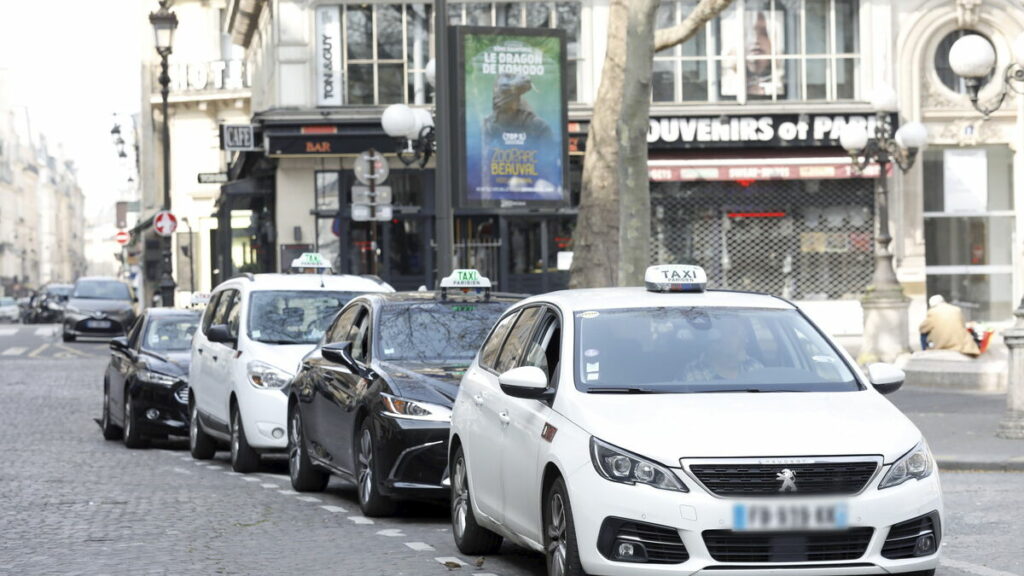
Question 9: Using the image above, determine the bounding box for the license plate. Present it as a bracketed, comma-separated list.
[733, 502, 848, 531]
[86, 320, 111, 329]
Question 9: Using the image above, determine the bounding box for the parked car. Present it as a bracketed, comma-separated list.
[0, 297, 19, 323]
[288, 270, 521, 516]
[62, 278, 137, 341]
[31, 283, 73, 323]
[449, 265, 942, 576]
[188, 265, 394, 472]
[100, 308, 201, 448]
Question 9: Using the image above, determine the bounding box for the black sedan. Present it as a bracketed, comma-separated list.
[100, 308, 200, 448]
[288, 280, 521, 516]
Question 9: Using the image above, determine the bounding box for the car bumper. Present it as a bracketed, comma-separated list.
[64, 315, 128, 337]
[565, 464, 943, 575]
[238, 388, 289, 451]
[129, 382, 190, 437]
[373, 414, 449, 500]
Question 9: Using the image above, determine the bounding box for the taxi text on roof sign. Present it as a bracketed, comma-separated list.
[291, 252, 332, 270]
[644, 265, 708, 293]
[440, 269, 492, 290]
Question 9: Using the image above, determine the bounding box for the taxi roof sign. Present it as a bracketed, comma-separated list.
[290, 252, 332, 271]
[645, 265, 707, 293]
[440, 269, 491, 290]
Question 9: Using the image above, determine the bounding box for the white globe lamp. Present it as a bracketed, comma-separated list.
[839, 123, 869, 153]
[411, 108, 434, 139]
[895, 121, 929, 151]
[425, 59, 436, 87]
[949, 34, 996, 79]
[381, 104, 416, 139]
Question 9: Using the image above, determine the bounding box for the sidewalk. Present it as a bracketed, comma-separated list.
[887, 387, 1024, 472]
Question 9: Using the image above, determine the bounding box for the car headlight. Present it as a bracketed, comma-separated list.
[879, 439, 934, 489]
[590, 437, 688, 492]
[137, 369, 180, 386]
[247, 361, 293, 390]
[380, 393, 451, 422]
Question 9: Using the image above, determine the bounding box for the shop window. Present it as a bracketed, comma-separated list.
[654, 0, 859, 103]
[325, 1, 584, 105]
[935, 30, 995, 95]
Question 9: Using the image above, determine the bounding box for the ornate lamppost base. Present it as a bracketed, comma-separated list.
[997, 325, 1024, 439]
[858, 289, 912, 365]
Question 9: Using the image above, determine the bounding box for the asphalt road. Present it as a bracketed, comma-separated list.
[0, 323, 1020, 576]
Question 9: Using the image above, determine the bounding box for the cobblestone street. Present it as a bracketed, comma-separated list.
[0, 326, 1020, 575]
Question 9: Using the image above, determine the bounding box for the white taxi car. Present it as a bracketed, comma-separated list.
[449, 265, 941, 576]
[189, 259, 393, 472]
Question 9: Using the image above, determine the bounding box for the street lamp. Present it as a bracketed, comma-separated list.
[839, 84, 929, 364]
[150, 0, 178, 307]
[949, 32, 1024, 439]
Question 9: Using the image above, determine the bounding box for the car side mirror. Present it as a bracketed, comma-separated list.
[322, 341, 360, 373]
[207, 324, 235, 345]
[110, 336, 129, 352]
[499, 366, 554, 400]
[867, 363, 904, 395]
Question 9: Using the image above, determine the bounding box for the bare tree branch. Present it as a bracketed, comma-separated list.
[654, 0, 736, 53]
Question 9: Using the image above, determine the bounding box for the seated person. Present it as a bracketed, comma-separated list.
[684, 318, 763, 381]
[919, 295, 980, 357]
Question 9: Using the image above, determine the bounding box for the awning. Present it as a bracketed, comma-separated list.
[647, 157, 893, 182]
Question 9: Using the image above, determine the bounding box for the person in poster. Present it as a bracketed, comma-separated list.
[462, 31, 565, 204]
[720, 5, 785, 99]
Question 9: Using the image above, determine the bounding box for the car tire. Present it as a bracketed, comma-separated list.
[544, 476, 588, 576]
[289, 406, 328, 492]
[189, 399, 216, 460]
[451, 445, 503, 555]
[122, 392, 148, 449]
[230, 406, 260, 473]
[62, 332, 75, 342]
[100, 380, 121, 440]
[356, 419, 397, 517]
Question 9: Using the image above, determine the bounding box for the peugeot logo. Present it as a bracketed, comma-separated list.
[776, 468, 798, 492]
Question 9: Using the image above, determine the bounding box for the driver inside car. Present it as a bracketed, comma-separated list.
[684, 316, 763, 381]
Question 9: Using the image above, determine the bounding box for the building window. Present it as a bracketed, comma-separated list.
[653, 0, 859, 103]
[328, 1, 583, 106]
[934, 30, 995, 94]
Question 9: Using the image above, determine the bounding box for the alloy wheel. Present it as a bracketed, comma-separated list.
[452, 457, 469, 540]
[357, 428, 374, 505]
[231, 412, 240, 465]
[123, 398, 132, 443]
[189, 402, 198, 451]
[289, 410, 302, 481]
[547, 492, 568, 576]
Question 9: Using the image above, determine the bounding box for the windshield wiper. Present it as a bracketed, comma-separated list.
[586, 387, 660, 394]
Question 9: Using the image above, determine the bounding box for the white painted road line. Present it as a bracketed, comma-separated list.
[179, 456, 191, 461]
[942, 558, 1022, 576]
[295, 496, 321, 503]
[320, 505, 348, 513]
[241, 477, 260, 482]
[260, 483, 279, 489]
[224, 471, 242, 476]
[375, 529, 404, 537]
[405, 542, 435, 552]
[206, 465, 223, 470]
[347, 516, 374, 525]
[435, 557, 468, 567]
[2, 347, 26, 356]
[277, 489, 298, 496]
[0, 328, 18, 337]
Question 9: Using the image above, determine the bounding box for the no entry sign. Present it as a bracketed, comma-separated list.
[115, 230, 130, 245]
[154, 211, 178, 237]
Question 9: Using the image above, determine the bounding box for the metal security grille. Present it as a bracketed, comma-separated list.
[651, 178, 875, 300]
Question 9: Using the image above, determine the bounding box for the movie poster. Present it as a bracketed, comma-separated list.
[719, 4, 786, 99]
[457, 28, 567, 206]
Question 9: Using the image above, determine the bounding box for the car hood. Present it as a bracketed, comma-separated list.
[561, 390, 921, 466]
[376, 360, 470, 407]
[67, 298, 132, 314]
[141, 350, 191, 378]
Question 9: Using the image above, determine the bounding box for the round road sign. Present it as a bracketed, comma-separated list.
[354, 150, 389, 185]
[115, 230, 131, 245]
[154, 211, 178, 237]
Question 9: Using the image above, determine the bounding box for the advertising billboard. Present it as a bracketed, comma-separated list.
[453, 27, 568, 208]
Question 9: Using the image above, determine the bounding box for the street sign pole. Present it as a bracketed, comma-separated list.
[369, 149, 378, 276]
[434, 0, 454, 286]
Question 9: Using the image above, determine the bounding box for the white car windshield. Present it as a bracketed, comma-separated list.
[574, 307, 859, 393]
[248, 290, 359, 345]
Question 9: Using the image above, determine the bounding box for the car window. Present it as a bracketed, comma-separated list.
[144, 316, 200, 352]
[226, 293, 243, 339]
[349, 306, 371, 364]
[73, 280, 131, 300]
[211, 290, 237, 327]
[328, 305, 361, 344]
[495, 307, 542, 374]
[521, 310, 561, 387]
[248, 290, 359, 345]
[573, 307, 859, 393]
[201, 292, 221, 333]
[376, 300, 514, 363]
[479, 311, 519, 371]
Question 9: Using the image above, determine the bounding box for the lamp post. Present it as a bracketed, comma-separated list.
[839, 84, 929, 364]
[949, 32, 1024, 439]
[150, 0, 178, 307]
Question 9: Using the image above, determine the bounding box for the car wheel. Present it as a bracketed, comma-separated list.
[544, 477, 587, 576]
[355, 420, 396, 517]
[230, 406, 260, 473]
[122, 392, 148, 449]
[451, 445, 503, 555]
[100, 380, 121, 440]
[189, 399, 216, 460]
[62, 331, 75, 342]
[289, 406, 328, 492]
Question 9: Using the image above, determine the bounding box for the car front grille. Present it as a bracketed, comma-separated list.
[174, 386, 189, 405]
[597, 517, 689, 564]
[882, 512, 941, 559]
[703, 528, 874, 563]
[689, 461, 879, 496]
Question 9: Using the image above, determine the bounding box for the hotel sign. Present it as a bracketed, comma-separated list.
[164, 60, 251, 93]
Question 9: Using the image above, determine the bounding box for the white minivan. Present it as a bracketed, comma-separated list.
[189, 272, 392, 472]
[449, 265, 942, 576]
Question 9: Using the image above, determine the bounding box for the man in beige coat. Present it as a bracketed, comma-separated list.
[919, 295, 981, 357]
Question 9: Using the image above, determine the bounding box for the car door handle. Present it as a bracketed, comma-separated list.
[197, 348, 204, 356]
[498, 410, 511, 425]
[472, 394, 485, 406]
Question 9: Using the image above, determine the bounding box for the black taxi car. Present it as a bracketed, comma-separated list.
[288, 270, 522, 516]
[100, 308, 200, 448]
